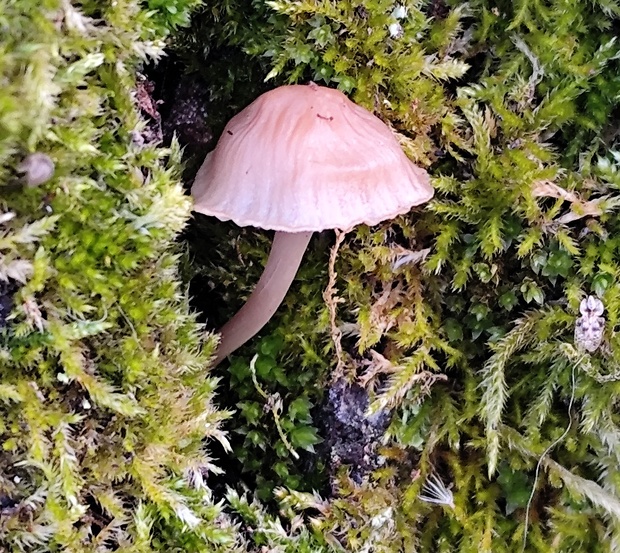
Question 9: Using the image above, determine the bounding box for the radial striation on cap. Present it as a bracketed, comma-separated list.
[192, 83, 434, 233]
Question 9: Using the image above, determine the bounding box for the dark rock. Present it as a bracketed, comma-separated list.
[319, 379, 391, 486]
[0, 280, 17, 330]
[428, 0, 449, 19]
[162, 75, 213, 150]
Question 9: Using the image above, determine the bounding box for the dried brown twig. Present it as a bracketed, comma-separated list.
[323, 230, 347, 378]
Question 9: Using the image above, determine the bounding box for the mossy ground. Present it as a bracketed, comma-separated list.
[4, 1, 620, 552]
[186, 1, 620, 551]
[0, 1, 237, 551]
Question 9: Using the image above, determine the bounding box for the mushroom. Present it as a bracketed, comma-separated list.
[192, 82, 433, 365]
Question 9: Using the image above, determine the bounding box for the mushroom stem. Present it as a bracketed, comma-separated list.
[213, 230, 313, 366]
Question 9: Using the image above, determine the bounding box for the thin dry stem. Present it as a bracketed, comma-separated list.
[323, 229, 347, 379]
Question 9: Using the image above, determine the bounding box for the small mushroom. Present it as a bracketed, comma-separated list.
[192, 83, 433, 365]
[17, 153, 55, 187]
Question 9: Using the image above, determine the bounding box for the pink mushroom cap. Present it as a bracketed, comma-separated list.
[192, 83, 433, 232]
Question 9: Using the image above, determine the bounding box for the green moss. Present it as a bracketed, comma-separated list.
[0, 1, 239, 551]
[6, 0, 620, 551]
[192, 1, 620, 551]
